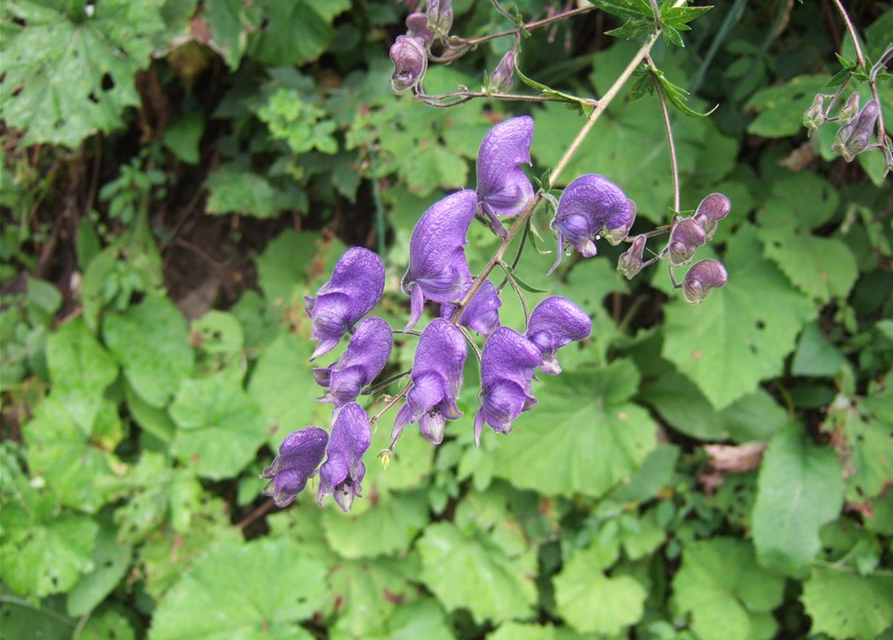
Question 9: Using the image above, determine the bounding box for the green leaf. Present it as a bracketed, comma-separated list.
[744, 75, 829, 138]
[791, 322, 849, 377]
[254, 229, 347, 305]
[801, 567, 893, 640]
[662, 224, 817, 409]
[66, 517, 131, 616]
[247, 0, 350, 66]
[149, 538, 329, 640]
[488, 622, 558, 640]
[163, 113, 205, 165]
[493, 360, 658, 498]
[203, 0, 259, 69]
[0, 588, 76, 640]
[671, 538, 786, 640]
[170, 372, 268, 479]
[752, 424, 844, 576]
[368, 598, 457, 640]
[0, 0, 165, 148]
[102, 294, 194, 408]
[80, 607, 136, 640]
[205, 162, 304, 218]
[418, 521, 537, 625]
[328, 558, 419, 638]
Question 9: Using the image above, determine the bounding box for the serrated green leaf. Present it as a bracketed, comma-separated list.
[801, 567, 893, 640]
[328, 558, 419, 638]
[744, 75, 828, 138]
[247, 0, 350, 66]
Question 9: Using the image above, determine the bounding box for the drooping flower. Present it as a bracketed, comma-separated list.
[317, 403, 371, 512]
[802, 94, 825, 135]
[440, 280, 502, 336]
[617, 234, 646, 280]
[683, 259, 728, 304]
[474, 327, 543, 445]
[488, 51, 515, 94]
[313, 317, 393, 407]
[550, 174, 633, 274]
[390, 35, 428, 94]
[261, 427, 329, 507]
[839, 93, 860, 125]
[406, 12, 434, 46]
[392, 319, 467, 445]
[525, 297, 592, 375]
[426, 0, 453, 35]
[602, 199, 637, 246]
[475, 116, 535, 235]
[833, 99, 879, 162]
[668, 218, 707, 267]
[305, 247, 385, 360]
[692, 193, 731, 240]
[402, 189, 478, 331]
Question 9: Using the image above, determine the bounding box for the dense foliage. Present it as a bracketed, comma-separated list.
[1, 1, 892, 639]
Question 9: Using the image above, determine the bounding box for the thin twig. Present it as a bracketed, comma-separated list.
[457, 325, 483, 361]
[497, 260, 530, 330]
[647, 55, 681, 213]
[830, 0, 867, 69]
[459, 5, 598, 47]
[236, 499, 276, 530]
[416, 89, 595, 107]
[497, 219, 530, 292]
[370, 384, 412, 426]
[362, 370, 412, 396]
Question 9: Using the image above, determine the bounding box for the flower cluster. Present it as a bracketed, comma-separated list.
[389, 0, 453, 94]
[804, 90, 890, 173]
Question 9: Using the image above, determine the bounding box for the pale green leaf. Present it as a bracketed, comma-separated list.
[328, 558, 419, 638]
[66, 518, 132, 616]
[792, 322, 849, 377]
[802, 567, 893, 640]
[247, 0, 350, 66]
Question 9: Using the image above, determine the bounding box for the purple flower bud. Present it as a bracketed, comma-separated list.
[476, 116, 535, 235]
[525, 297, 591, 375]
[802, 94, 825, 135]
[402, 190, 478, 331]
[668, 218, 707, 267]
[317, 403, 371, 512]
[393, 319, 467, 445]
[617, 234, 646, 280]
[426, 0, 453, 35]
[488, 51, 515, 94]
[549, 174, 632, 274]
[682, 259, 728, 304]
[474, 327, 543, 445]
[406, 12, 434, 46]
[692, 193, 731, 240]
[261, 427, 328, 507]
[833, 100, 880, 162]
[441, 280, 502, 336]
[839, 93, 860, 125]
[305, 247, 385, 360]
[602, 199, 637, 246]
[313, 317, 393, 407]
[390, 35, 428, 94]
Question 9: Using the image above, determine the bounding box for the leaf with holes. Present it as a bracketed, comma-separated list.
[801, 567, 893, 640]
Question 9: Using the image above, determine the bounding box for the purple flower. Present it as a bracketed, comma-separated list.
[426, 0, 453, 35]
[525, 297, 591, 375]
[602, 199, 637, 246]
[617, 234, 646, 280]
[692, 193, 730, 240]
[683, 259, 728, 304]
[668, 218, 707, 267]
[406, 12, 434, 46]
[317, 403, 372, 512]
[441, 280, 502, 336]
[390, 35, 428, 94]
[474, 327, 543, 445]
[488, 51, 515, 94]
[393, 319, 467, 444]
[305, 247, 385, 360]
[402, 190, 478, 331]
[550, 174, 632, 274]
[833, 99, 879, 162]
[475, 116, 535, 235]
[261, 427, 329, 507]
[313, 317, 393, 406]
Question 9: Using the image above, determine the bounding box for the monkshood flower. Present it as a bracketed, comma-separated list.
[426, 0, 453, 35]
[525, 297, 591, 375]
[305, 247, 385, 360]
[441, 280, 502, 336]
[692, 193, 731, 240]
[392, 319, 467, 445]
[261, 427, 328, 507]
[317, 403, 371, 512]
[618, 234, 646, 280]
[683, 259, 728, 304]
[488, 51, 515, 94]
[406, 12, 434, 46]
[549, 174, 632, 274]
[833, 99, 880, 162]
[802, 94, 825, 135]
[390, 35, 428, 94]
[313, 317, 393, 406]
[474, 326, 543, 446]
[839, 93, 860, 125]
[668, 218, 707, 267]
[476, 116, 535, 235]
[402, 189, 478, 331]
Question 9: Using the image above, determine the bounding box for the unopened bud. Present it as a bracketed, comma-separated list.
[692, 193, 730, 240]
[802, 94, 825, 136]
[838, 93, 860, 125]
[833, 99, 880, 162]
[603, 199, 637, 246]
[488, 51, 516, 94]
[683, 259, 728, 304]
[389, 35, 428, 94]
[668, 218, 707, 267]
[617, 235, 646, 280]
[406, 12, 434, 46]
[426, 0, 453, 36]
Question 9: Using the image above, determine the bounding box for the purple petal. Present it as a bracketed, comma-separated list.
[406, 12, 434, 46]
[480, 379, 529, 435]
[552, 174, 631, 258]
[390, 35, 427, 94]
[683, 259, 728, 304]
[617, 234, 647, 280]
[693, 193, 730, 239]
[488, 51, 516, 94]
[315, 317, 393, 406]
[317, 403, 371, 512]
[261, 427, 329, 507]
[525, 297, 591, 375]
[668, 218, 707, 267]
[441, 280, 502, 336]
[476, 116, 535, 219]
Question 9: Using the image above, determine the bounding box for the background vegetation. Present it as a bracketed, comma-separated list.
[1, 1, 892, 639]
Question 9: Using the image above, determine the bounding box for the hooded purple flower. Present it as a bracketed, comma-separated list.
[392, 319, 467, 445]
[617, 234, 646, 280]
[406, 12, 434, 46]
[488, 51, 515, 94]
[317, 403, 371, 512]
[402, 190, 478, 331]
[475, 116, 535, 235]
[441, 280, 502, 336]
[390, 35, 428, 94]
[261, 427, 329, 507]
[525, 297, 591, 375]
[833, 99, 880, 162]
[668, 218, 707, 267]
[305, 247, 385, 360]
[426, 0, 453, 35]
[313, 317, 393, 406]
[474, 327, 543, 446]
[683, 259, 728, 304]
[550, 174, 633, 274]
[692, 193, 730, 240]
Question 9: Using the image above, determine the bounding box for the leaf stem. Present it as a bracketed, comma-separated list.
[416, 89, 596, 108]
[496, 260, 531, 330]
[829, 0, 867, 69]
[459, 5, 598, 48]
[362, 370, 412, 396]
[648, 55, 681, 214]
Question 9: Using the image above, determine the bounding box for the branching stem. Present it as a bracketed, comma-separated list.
[459, 5, 597, 48]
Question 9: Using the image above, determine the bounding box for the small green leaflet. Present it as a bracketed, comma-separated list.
[648, 64, 719, 117]
[515, 62, 595, 117]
